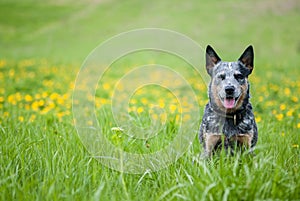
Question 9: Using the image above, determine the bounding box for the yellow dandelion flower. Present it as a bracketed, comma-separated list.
[4, 111, 9, 117]
[42, 80, 54, 87]
[25, 95, 33, 102]
[62, 94, 69, 100]
[292, 144, 299, 148]
[103, 83, 110, 90]
[29, 114, 36, 122]
[42, 92, 48, 99]
[95, 101, 101, 109]
[275, 113, 284, 121]
[0, 96, 4, 102]
[256, 116, 262, 123]
[260, 85, 267, 92]
[18, 59, 35, 67]
[129, 106, 136, 113]
[51, 67, 58, 73]
[87, 94, 94, 102]
[35, 94, 41, 99]
[169, 104, 177, 113]
[25, 104, 30, 110]
[116, 83, 124, 91]
[50, 93, 59, 100]
[65, 103, 71, 109]
[18, 116, 24, 122]
[0, 59, 7, 68]
[286, 110, 293, 117]
[56, 97, 64, 105]
[48, 101, 55, 109]
[9, 69, 15, 77]
[151, 113, 158, 120]
[297, 123, 300, 129]
[291, 96, 298, 102]
[97, 98, 108, 105]
[34, 94, 42, 99]
[130, 99, 137, 104]
[141, 98, 148, 105]
[38, 99, 45, 106]
[182, 107, 192, 113]
[195, 83, 206, 91]
[279, 104, 286, 111]
[19, 103, 24, 109]
[160, 113, 166, 123]
[31, 101, 40, 111]
[258, 96, 264, 102]
[183, 114, 191, 122]
[266, 101, 275, 107]
[136, 89, 144, 95]
[7, 95, 17, 105]
[57, 112, 65, 119]
[69, 82, 75, 90]
[16, 93, 22, 101]
[283, 88, 291, 96]
[137, 107, 144, 114]
[40, 106, 51, 114]
[270, 84, 279, 92]
[159, 101, 165, 109]
[64, 110, 70, 116]
[182, 100, 190, 107]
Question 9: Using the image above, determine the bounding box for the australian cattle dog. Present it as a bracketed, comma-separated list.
[199, 45, 258, 157]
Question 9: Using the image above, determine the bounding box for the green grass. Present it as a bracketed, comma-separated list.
[1, 0, 300, 200]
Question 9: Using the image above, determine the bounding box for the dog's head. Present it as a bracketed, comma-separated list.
[205, 45, 254, 113]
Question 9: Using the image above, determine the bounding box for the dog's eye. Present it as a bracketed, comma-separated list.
[234, 74, 244, 80]
[218, 74, 226, 80]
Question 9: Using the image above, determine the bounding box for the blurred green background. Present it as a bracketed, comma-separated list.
[1, 1, 300, 200]
[1, 0, 299, 65]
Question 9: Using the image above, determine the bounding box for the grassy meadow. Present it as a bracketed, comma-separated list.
[1, 0, 300, 200]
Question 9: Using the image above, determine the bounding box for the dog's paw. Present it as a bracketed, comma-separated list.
[247, 150, 256, 157]
[199, 152, 210, 160]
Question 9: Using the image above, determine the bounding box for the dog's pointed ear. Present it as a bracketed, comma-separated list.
[238, 45, 254, 73]
[206, 45, 221, 76]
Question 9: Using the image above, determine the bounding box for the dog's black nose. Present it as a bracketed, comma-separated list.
[225, 86, 235, 95]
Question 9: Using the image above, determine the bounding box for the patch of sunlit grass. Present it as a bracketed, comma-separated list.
[1, 58, 299, 200]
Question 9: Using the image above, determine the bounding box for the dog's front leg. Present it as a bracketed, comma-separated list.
[231, 134, 253, 151]
[201, 133, 222, 158]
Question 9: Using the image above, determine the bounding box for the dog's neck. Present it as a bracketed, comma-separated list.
[209, 103, 247, 125]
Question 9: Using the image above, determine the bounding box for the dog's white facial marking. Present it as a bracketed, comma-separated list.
[228, 62, 232, 69]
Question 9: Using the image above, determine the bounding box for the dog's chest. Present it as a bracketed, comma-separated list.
[202, 107, 254, 137]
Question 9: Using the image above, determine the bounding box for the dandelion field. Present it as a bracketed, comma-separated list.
[1, 0, 300, 200]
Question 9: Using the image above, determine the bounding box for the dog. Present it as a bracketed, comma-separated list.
[199, 45, 258, 157]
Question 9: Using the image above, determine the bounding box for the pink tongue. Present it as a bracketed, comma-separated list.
[224, 98, 235, 109]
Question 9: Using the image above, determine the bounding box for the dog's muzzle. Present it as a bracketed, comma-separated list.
[220, 86, 240, 109]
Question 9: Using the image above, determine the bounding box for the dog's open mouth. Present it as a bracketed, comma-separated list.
[223, 97, 236, 109]
[219, 95, 240, 109]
